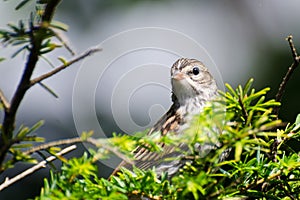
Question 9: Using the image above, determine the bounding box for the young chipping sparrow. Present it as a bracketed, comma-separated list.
[112, 58, 218, 177]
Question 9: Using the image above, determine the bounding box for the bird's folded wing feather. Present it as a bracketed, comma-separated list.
[111, 102, 183, 175]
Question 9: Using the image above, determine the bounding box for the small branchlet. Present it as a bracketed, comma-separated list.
[274, 35, 300, 116]
[0, 0, 101, 173]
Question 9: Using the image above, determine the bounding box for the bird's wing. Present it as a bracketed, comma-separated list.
[111, 101, 183, 175]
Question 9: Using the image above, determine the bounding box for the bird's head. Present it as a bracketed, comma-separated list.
[171, 58, 217, 105]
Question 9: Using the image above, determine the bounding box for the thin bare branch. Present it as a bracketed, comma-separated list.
[23, 137, 82, 155]
[30, 47, 101, 86]
[23, 136, 133, 165]
[0, 145, 76, 191]
[274, 35, 300, 116]
[0, 89, 10, 112]
[287, 35, 298, 59]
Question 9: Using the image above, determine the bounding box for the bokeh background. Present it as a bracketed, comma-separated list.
[1, 0, 300, 199]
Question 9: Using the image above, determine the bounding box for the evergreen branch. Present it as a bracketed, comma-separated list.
[0, 0, 61, 168]
[238, 96, 248, 122]
[0, 145, 76, 191]
[244, 166, 294, 191]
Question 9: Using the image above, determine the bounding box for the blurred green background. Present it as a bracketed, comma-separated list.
[1, 0, 300, 199]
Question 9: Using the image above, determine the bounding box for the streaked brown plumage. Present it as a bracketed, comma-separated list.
[112, 58, 218, 177]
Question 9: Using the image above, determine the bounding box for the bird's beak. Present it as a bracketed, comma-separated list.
[172, 72, 185, 81]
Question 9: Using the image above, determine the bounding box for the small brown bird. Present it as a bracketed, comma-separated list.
[112, 58, 218, 177]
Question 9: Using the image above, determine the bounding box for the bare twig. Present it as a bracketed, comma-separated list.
[23, 137, 83, 155]
[0, 145, 76, 191]
[30, 47, 101, 86]
[287, 35, 298, 59]
[274, 35, 300, 116]
[0, 89, 10, 112]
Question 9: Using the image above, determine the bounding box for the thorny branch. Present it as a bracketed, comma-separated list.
[274, 35, 300, 116]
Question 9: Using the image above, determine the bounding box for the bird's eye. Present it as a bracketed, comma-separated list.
[192, 67, 200, 75]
